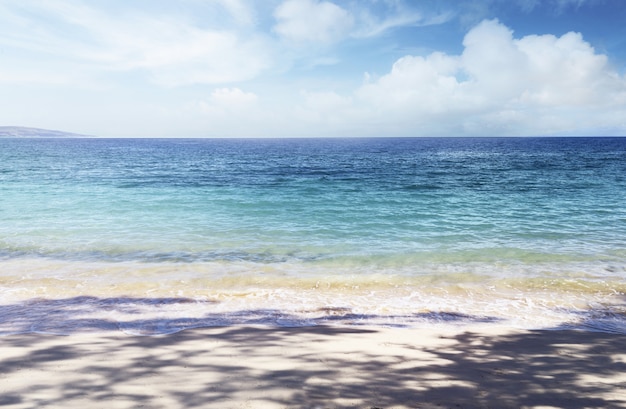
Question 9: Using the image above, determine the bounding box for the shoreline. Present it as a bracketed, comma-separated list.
[1, 325, 625, 408]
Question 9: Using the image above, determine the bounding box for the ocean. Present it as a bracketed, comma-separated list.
[1, 137, 625, 335]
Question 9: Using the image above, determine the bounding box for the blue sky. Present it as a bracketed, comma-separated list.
[1, 0, 625, 137]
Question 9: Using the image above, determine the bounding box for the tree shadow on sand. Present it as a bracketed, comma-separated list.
[0, 296, 625, 408]
[0, 296, 501, 336]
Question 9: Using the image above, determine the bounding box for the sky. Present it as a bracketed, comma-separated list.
[0, 0, 625, 137]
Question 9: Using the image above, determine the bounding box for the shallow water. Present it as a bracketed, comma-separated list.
[1, 137, 625, 335]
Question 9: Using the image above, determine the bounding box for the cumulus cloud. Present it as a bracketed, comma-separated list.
[2, 1, 624, 137]
[470, 20, 622, 109]
[294, 19, 626, 136]
[181, 19, 626, 137]
[273, 0, 354, 44]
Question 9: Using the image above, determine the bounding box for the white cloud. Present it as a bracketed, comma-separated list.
[0, 0, 450, 90]
[304, 19, 626, 136]
[183, 88, 290, 137]
[1, 1, 624, 138]
[273, 0, 354, 44]
[513, 0, 541, 12]
[461, 19, 622, 110]
[357, 52, 464, 113]
[273, 0, 451, 44]
[176, 18, 626, 138]
[296, 91, 353, 123]
[496, 0, 594, 12]
[351, 2, 453, 38]
[0, 0, 273, 87]
[195, 88, 259, 127]
[213, 0, 256, 26]
[211, 87, 259, 106]
[552, 0, 592, 12]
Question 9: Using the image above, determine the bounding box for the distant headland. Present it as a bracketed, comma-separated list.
[0, 126, 90, 138]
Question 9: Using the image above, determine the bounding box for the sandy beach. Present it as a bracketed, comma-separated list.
[1, 325, 625, 409]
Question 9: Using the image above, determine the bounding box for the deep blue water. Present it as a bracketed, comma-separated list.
[1, 137, 625, 334]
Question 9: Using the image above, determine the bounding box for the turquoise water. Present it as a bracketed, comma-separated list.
[1, 137, 625, 334]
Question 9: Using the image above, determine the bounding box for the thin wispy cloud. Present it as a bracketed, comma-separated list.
[0, 0, 275, 87]
[273, 0, 354, 45]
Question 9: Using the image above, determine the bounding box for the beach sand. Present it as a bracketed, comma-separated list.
[1, 325, 625, 409]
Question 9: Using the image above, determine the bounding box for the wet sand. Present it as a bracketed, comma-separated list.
[1, 325, 625, 408]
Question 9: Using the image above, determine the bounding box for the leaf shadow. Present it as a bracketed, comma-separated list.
[0, 296, 625, 408]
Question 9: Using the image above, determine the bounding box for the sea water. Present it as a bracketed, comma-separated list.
[1, 137, 625, 335]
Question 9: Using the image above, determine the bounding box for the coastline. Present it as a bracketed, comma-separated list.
[1, 324, 625, 408]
